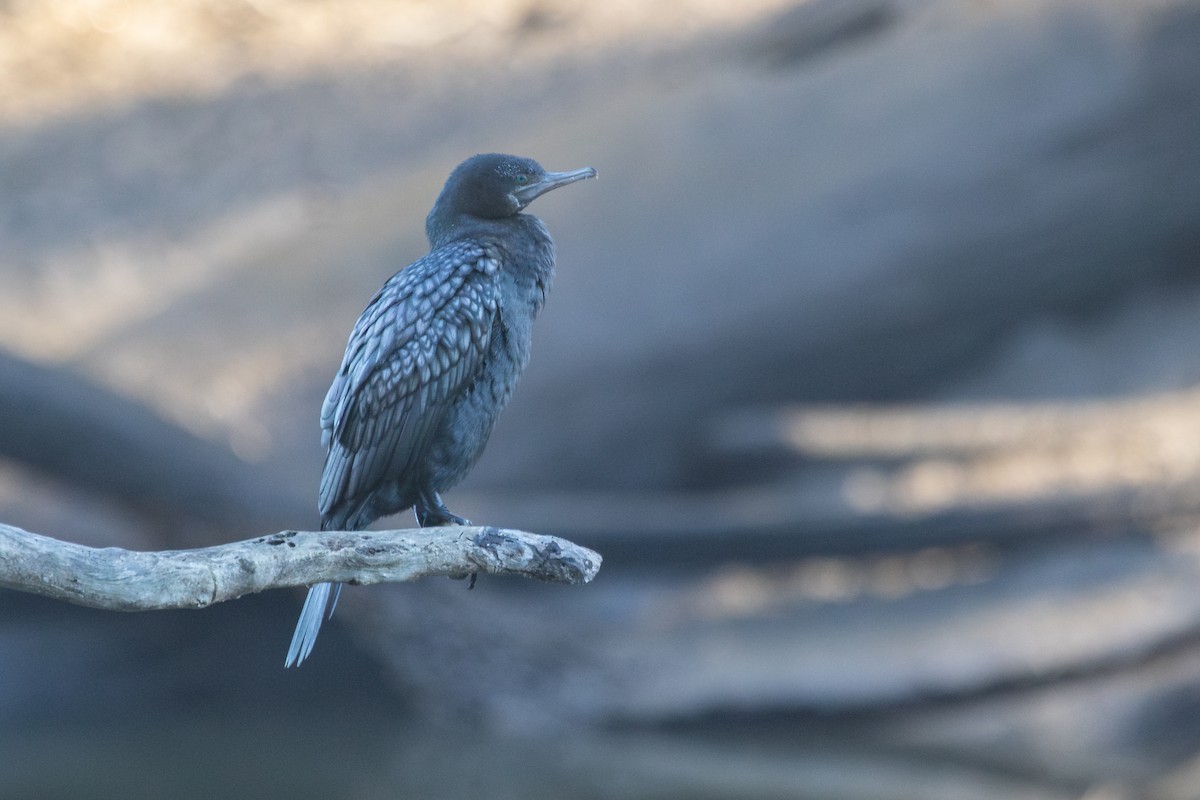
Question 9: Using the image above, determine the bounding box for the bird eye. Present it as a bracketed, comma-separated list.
[514, 174, 529, 184]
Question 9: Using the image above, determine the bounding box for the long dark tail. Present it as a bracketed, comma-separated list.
[284, 510, 358, 668]
[284, 580, 342, 668]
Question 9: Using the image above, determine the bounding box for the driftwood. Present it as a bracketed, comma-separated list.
[0, 522, 600, 611]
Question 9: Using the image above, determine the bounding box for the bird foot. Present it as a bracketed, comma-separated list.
[414, 489, 471, 527]
[449, 571, 478, 589]
[416, 491, 475, 587]
[416, 508, 470, 527]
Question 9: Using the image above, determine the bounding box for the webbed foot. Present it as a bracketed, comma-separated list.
[415, 489, 477, 589]
[414, 489, 470, 527]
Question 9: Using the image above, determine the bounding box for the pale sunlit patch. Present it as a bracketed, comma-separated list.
[745, 392, 1200, 514]
[660, 544, 997, 624]
[0, 0, 802, 124]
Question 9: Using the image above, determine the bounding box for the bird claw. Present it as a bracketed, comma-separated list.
[415, 490, 470, 528]
[448, 571, 478, 589]
[417, 510, 470, 527]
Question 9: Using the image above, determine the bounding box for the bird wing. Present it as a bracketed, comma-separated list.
[318, 241, 500, 521]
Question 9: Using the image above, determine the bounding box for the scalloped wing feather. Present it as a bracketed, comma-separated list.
[318, 243, 499, 522]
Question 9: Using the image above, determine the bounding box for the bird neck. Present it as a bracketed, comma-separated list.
[426, 209, 478, 248]
[425, 211, 543, 251]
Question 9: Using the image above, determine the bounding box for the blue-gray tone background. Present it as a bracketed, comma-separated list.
[2, 0, 1200, 797]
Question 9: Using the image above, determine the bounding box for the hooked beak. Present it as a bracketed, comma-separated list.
[514, 166, 597, 205]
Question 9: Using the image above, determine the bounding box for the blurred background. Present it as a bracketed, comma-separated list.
[2, 0, 1200, 797]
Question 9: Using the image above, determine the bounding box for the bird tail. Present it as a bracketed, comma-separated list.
[284, 580, 342, 668]
[285, 508, 359, 667]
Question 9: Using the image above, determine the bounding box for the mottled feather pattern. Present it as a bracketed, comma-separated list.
[287, 154, 595, 668]
[318, 242, 500, 520]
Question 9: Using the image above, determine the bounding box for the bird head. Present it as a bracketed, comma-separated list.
[429, 153, 597, 231]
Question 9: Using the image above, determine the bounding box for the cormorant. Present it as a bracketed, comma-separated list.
[285, 153, 596, 667]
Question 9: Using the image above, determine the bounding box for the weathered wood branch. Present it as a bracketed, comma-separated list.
[0, 522, 601, 611]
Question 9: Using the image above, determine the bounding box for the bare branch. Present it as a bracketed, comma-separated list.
[0, 522, 601, 611]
